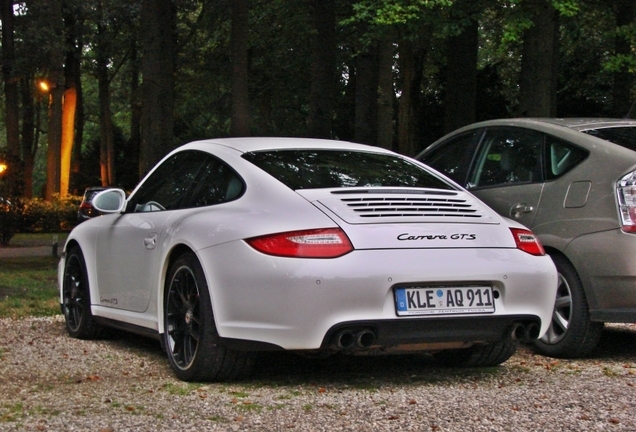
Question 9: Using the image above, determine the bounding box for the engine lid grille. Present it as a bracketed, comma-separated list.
[302, 188, 498, 224]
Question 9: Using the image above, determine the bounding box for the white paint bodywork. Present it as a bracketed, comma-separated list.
[59, 137, 558, 350]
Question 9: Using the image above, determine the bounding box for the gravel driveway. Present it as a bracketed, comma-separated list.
[1, 316, 635, 431]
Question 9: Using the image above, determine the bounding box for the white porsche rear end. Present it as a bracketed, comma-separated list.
[200, 186, 556, 352]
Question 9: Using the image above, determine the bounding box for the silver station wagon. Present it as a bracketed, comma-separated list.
[418, 118, 636, 358]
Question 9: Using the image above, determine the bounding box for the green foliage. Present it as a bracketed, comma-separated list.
[348, 0, 454, 26]
[0, 195, 79, 245]
[0, 199, 24, 246]
[21, 195, 80, 234]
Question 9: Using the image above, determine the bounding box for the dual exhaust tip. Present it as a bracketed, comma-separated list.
[510, 322, 541, 341]
[333, 322, 540, 350]
[334, 329, 376, 350]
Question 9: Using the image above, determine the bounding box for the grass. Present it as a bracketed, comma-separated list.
[0, 233, 64, 318]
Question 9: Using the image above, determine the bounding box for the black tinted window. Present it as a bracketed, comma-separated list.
[243, 150, 453, 190]
[419, 131, 480, 185]
[469, 128, 543, 188]
[128, 150, 243, 212]
[582, 127, 636, 151]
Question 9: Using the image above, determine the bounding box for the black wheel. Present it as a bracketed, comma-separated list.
[435, 341, 517, 367]
[163, 252, 253, 381]
[61, 246, 102, 339]
[533, 254, 603, 358]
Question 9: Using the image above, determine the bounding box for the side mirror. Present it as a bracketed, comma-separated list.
[92, 188, 127, 213]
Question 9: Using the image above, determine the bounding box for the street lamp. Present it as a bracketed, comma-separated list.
[0, 162, 7, 175]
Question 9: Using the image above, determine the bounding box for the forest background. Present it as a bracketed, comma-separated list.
[0, 0, 634, 201]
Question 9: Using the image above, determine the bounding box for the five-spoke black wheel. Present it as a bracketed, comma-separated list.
[163, 252, 253, 381]
[61, 246, 101, 339]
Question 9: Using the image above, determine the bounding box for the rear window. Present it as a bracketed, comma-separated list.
[242, 150, 454, 190]
[582, 127, 636, 151]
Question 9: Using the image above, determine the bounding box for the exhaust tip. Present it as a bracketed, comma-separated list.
[525, 323, 541, 340]
[336, 331, 355, 349]
[510, 324, 526, 341]
[356, 330, 376, 348]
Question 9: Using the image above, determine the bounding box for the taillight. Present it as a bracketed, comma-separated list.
[79, 202, 93, 210]
[617, 171, 636, 233]
[510, 228, 545, 256]
[246, 228, 353, 258]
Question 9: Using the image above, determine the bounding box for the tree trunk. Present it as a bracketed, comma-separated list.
[44, 0, 65, 201]
[128, 39, 142, 187]
[376, 36, 394, 150]
[20, 77, 36, 198]
[140, 0, 176, 177]
[354, 48, 377, 145]
[613, 0, 636, 118]
[60, 5, 82, 197]
[231, 0, 250, 136]
[518, 0, 558, 117]
[307, 0, 335, 139]
[444, 19, 478, 134]
[97, 1, 115, 187]
[396, 36, 427, 156]
[0, 0, 22, 196]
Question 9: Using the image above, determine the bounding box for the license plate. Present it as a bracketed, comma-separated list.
[395, 285, 495, 316]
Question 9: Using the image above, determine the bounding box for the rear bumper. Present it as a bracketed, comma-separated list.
[220, 315, 541, 352]
[198, 243, 557, 350]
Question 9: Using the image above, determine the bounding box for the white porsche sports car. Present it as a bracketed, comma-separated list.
[59, 138, 557, 381]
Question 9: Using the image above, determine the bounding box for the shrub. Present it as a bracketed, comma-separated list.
[0, 198, 24, 245]
[0, 195, 80, 245]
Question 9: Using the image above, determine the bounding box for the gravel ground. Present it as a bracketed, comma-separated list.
[1, 316, 635, 432]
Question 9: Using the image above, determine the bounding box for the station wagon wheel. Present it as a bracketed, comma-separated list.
[61, 246, 102, 339]
[163, 252, 253, 382]
[533, 254, 603, 358]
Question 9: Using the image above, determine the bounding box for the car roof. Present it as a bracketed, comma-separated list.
[463, 117, 636, 133]
[184, 137, 395, 154]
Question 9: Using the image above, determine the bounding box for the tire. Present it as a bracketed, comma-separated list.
[435, 341, 517, 367]
[163, 252, 253, 382]
[61, 246, 102, 339]
[533, 254, 603, 358]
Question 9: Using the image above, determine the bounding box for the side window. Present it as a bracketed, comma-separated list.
[545, 136, 588, 180]
[418, 131, 480, 185]
[469, 128, 543, 188]
[127, 150, 244, 213]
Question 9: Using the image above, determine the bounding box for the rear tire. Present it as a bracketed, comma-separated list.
[163, 252, 253, 381]
[61, 246, 102, 339]
[435, 341, 517, 367]
[533, 254, 603, 358]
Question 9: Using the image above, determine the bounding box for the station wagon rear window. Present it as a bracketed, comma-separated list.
[243, 150, 454, 191]
[582, 127, 636, 151]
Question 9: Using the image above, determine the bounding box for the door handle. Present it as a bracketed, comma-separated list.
[144, 233, 158, 250]
[509, 203, 534, 219]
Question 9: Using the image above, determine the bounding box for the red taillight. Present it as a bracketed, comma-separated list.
[246, 228, 354, 258]
[79, 202, 93, 210]
[510, 228, 545, 256]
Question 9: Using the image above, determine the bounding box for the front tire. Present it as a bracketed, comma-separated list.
[533, 254, 603, 358]
[163, 252, 253, 381]
[61, 246, 102, 339]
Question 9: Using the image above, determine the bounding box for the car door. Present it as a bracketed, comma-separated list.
[94, 151, 210, 312]
[467, 127, 545, 228]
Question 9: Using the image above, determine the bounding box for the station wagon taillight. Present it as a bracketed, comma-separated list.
[510, 228, 545, 256]
[246, 228, 354, 258]
[617, 171, 636, 233]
